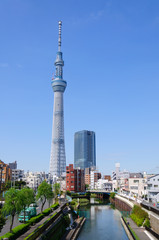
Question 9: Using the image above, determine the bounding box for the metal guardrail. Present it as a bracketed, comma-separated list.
[122, 216, 136, 240]
[141, 202, 159, 215]
[145, 226, 159, 239]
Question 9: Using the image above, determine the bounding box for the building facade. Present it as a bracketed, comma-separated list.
[49, 21, 67, 177]
[147, 174, 159, 203]
[12, 169, 24, 181]
[66, 164, 85, 192]
[90, 169, 101, 189]
[74, 130, 96, 169]
[9, 161, 17, 170]
[0, 160, 12, 185]
[128, 173, 146, 198]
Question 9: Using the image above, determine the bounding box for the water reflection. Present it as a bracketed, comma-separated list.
[77, 204, 128, 240]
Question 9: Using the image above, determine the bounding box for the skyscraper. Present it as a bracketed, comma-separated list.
[49, 21, 67, 177]
[74, 130, 96, 169]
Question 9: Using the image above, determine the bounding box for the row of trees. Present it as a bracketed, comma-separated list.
[1, 181, 61, 233]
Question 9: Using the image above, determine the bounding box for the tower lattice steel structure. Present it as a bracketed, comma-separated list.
[49, 21, 67, 177]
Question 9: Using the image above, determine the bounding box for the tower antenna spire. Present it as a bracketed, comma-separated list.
[58, 20, 62, 51]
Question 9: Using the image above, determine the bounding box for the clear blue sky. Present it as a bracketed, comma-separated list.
[0, 0, 159, 175]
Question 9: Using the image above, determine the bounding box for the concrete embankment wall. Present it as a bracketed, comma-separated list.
[113, 195, 159, 236]
[149, 213, 159, 235]
[110, 197, 132, 213]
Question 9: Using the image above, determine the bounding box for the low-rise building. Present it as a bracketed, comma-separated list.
[66, 164, 85, 192]
[23, 172, 44, 189]
[90, 169, 101, 189]
[104, 175, 111, 181]
[128, 173, 146, 198]
[12, 169, 24, 181]
[147, 174, 159, 203]
[96, 179, 112, 191]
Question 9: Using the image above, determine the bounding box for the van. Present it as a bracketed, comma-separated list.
[19, 206, 37, 222]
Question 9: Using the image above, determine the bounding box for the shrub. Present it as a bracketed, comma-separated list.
[50, 203, 59, 210]
[79, 199, 89, 203]
[70, 201, 76, 205]
[66, 190, 71, 196]
[63, 215, 70, 228]
[132, 205, 148, 219]
[110, 192, 116, 199]
[0, 223, 30, 240]
[130, 214, 144, 227]
[71, 193, 79, 197]
[28, 213, 44, 225]
[143, 218, 151, 228]
[42, 208, 51, 216]
[0, 232, 14, 240]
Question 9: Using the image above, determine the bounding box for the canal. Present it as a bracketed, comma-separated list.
[77, 204, 129, 240]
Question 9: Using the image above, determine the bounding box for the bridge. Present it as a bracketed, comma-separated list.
[87, 190, 111, 199]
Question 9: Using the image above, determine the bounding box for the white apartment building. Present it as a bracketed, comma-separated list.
[23, 172, 45, 189]
[96, 179, 112, 191]
[12, 169, 24, 181]
[128, 173, 147, 198]
[147, 174, 159, 203]
[90, 170, 101, 189]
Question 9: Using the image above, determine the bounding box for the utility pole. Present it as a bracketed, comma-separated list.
[0, 164, 3, 197]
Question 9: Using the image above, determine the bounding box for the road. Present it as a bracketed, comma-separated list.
[0, 199, 53, 236]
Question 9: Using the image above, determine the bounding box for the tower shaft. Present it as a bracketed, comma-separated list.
[50, 92, 66, 176]
[49, 21, 67, 177]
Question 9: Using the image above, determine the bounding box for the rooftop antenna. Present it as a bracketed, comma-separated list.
[58, 21, 62, 52]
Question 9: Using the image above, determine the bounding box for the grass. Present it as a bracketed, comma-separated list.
[128, 224, 141, 240]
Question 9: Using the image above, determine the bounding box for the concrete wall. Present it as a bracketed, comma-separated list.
[150, 214, 159, 235]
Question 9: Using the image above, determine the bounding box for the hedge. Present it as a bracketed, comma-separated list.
[0, 204, 60, 239]
[50, 203, 59, 210]
[28, 213, 44, 225]
[24, 213, 57, 240]
[42, 208, 51, 216]
[143, 218, 151, 228]
[0, 223, 30, 240]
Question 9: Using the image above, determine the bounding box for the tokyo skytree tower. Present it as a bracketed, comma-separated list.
[49, 21, 67, 177]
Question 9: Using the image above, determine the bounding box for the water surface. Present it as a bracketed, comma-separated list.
[77, 204, 128, 240]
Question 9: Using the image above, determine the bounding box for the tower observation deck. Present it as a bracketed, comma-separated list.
[49, 21, 67, 177]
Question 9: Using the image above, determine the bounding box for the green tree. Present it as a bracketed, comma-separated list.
[85, 184, 89, 190]
[36, 181, 54, 212]
[19, 188, 35, 223]
[2, 188, 21, 232]
[110, 192, 116, 199]
[0, 209, 6, 233]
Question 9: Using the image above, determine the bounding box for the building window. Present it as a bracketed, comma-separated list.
[71, 186, 74, 188]
[134, 180, 139, 183]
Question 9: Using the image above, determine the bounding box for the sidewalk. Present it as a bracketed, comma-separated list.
[17, 209, 58, 240]
[126, 217, 156, 240]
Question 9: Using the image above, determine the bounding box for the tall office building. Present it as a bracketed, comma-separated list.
[49, 21, 67, 177]
[74, 130, 96, 169]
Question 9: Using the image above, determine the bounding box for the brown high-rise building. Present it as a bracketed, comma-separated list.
[66, 164, 85, 192]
